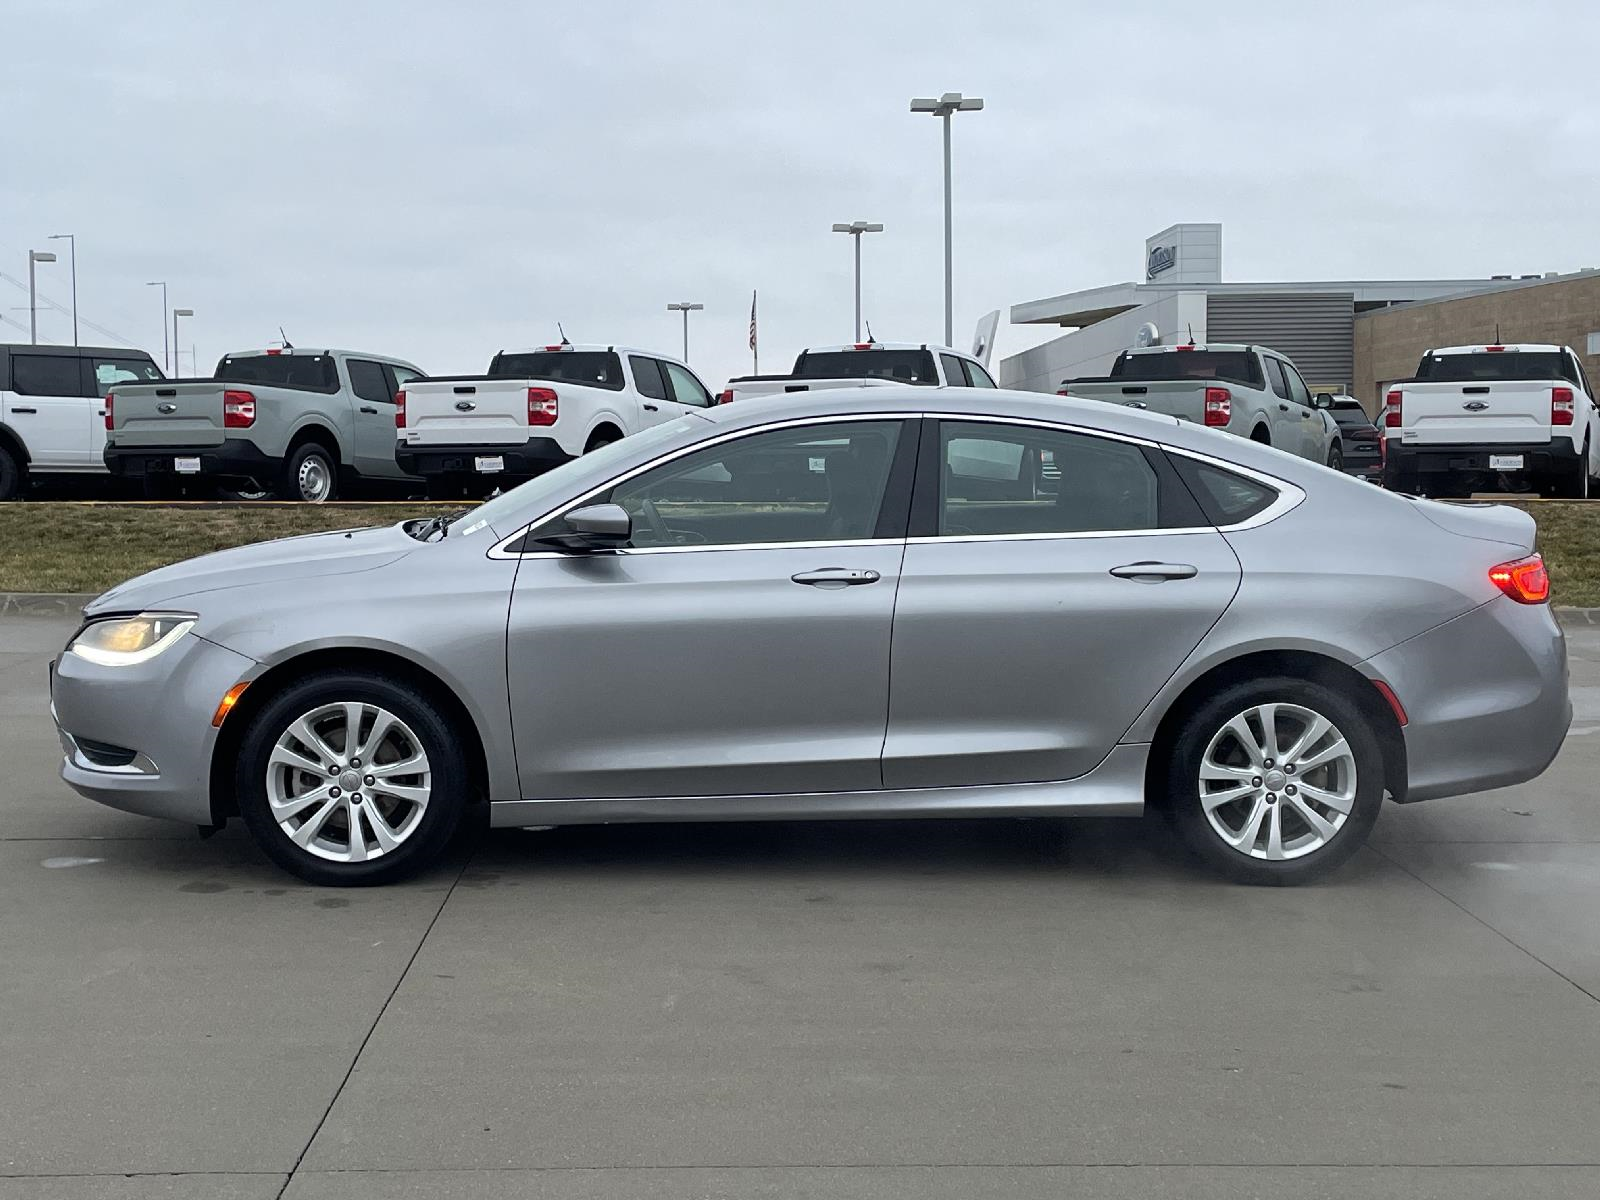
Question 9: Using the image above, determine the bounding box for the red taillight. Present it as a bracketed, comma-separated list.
[1552, 386, 1575, 426]
[1203, 386, 1231, 427]
[1489, 554, 1550, 604]
[528, 386, 558, 427]
[1383, 388, 1402, 428]
[717, 389, 734, 404]
[395, 389, 407, 429]
[1056, 388, 1071, 397]
[104, 392, 114, 431]
[223, 389, 256, 428]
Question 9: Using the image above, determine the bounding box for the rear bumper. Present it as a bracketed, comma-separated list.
[1383, 436, 1578, 483]
[396, 437, 571, 477]
[1364, 598, 1569, 804]
[105, 441, 274, 480]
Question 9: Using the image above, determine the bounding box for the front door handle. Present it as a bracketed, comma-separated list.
[11, 407, 36, 414]
[1109, 561, 1198, 582]
[1278, 403, 1290, 412]
[643, 403, 659, 412]
[791, 567, 881, 587]
[359, 405, 379, 414]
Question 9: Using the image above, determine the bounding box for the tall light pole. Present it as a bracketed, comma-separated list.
[910, 91, 984, 347]
[48, 234, 77, 345]
[27, 250, 57, 345]
[831, 221, 884, 342]
[666, 301, 703, 361]
[146, 281, 169, 372]
[172, 309, 194, 375]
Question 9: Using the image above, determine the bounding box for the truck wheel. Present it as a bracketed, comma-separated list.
[1555, 441, 1590, 499]
[216, 479, 272, 502]
[0, 444, 23, 501]
[1326, 443, 1344, 472]
[425, 475, 464, 501]
[279, 443, 337, 502]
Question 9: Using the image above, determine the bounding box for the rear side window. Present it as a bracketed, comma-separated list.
[490, 351, 625, 390]
[10, 353, 85, 396]
[1113, 351, 1264, 390]
[630, 356, 667, 401]
[1414, 351, 1567, 382]
[217, 353, 340, 392]
[793, 349, 938, 383]
[1169, 455, 1280, 525]
[1265, 358, 1291, 399]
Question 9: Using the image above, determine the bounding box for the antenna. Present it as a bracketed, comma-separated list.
[864, 319, 875, 343]
[1494, 322, 1502, 345]
[278, 326, 294, 350]
[1186, 323, 1196, 346]
[556, 322, 570, 346]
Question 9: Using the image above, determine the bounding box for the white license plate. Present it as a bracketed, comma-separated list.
[174, 456, 201, 474]
[474, 455, 504, 474]
[1489, 454, 1524, 470]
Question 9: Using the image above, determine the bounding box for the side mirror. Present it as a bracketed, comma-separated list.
[536, 503, 631, 552]
[1312, 393, 1334, 409]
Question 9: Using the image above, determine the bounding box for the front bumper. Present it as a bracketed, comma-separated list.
[1383, 436, 1579, 485]
[1364, 598, 1569, 803]
[50, 630, 258, 825]
[396, 437, 571, 478]
[105, 440, 276, 481]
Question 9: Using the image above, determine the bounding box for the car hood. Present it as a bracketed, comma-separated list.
[85, 524, 418, 615]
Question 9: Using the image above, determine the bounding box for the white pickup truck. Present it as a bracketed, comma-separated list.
[718, 341, 997, 404]
[1381, 343, 1599, 498]
[396, 344, 717, 497]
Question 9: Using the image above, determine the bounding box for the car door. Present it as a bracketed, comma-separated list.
[345, 358, 402, 477]
[662, 360, 715, 413]
[4, 351, 92, 469]
[627, 355, 673, 429]
[90, 354, 163, 465]
[506, 415, 915, 799]
[881, 417, 1241, 789]
[1279, 360, 1320, 459]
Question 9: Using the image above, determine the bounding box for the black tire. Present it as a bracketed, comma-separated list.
[0, 444, 23, 501]
[1162, 676, 1385, 885]
[1326, 442, 1344, 472]
[235, 671, 469, 886]
[278, 442, 338, 502]
[1250, 427, 1270, 446]
[1550, 441, 1589, 499]
[585, 428, 621, 453]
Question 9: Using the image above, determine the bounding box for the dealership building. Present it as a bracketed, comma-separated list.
[998, 223, 1600, 411]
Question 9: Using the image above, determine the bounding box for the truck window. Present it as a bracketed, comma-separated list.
[10, 353, 86, 397]
[966, 360, 998, 388]
[663, 362, 713, 408]
[91, 356, 163, 397]
[939, 354, 972, 386]
[1265, 358, 1290, 400]
[1112, 351, 1264, 390]
[217, 353, 340, 393]
[346, 359, 394, 405]
[792, 349, 938, 383]
[490, 351, 625, 391]
[629, 356, 667, 401]
[387, 364, 425, 394]
[1414, 351, 1567, 382]
[1281, 361, 1312, 406]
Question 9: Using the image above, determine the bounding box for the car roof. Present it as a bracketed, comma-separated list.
[1122, 343, 1262, 355]
[802, 342, 971, 356]
[0, 343, 156, 358]
[1428, 343, 1563, 355]
[497, 345, 690, 364]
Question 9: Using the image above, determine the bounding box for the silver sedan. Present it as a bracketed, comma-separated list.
[49, 389, 1570, 886]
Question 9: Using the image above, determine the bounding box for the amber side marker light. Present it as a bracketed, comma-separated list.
[212, 682, 251, 727]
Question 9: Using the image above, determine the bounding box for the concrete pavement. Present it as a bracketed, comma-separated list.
[2, 612, 1597, 1198]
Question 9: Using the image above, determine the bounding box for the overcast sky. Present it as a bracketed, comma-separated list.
[4, 0, 1597, 390]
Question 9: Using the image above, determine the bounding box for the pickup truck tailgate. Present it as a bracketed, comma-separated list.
[1066, 379, 1208, 422]
[109, 383, 227, 447]
[1396, 380, 1554, 445]
[403, 379, 530, 446]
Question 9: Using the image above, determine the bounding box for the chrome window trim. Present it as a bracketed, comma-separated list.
[487, 409, 1305, 559]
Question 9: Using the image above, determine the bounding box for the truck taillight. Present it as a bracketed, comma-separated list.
[1203, 386, 1231, 427]
[1552, 386, 1575, 426]
[395, 389, 406, 429]
[528, 387, 558, 427]
[223, 389, 256, 428]
[1383, 388, 1403, 428]
[104, 393, 114, 431]
[1489, 554, 1550, 604]
[717, 389, 734, 405]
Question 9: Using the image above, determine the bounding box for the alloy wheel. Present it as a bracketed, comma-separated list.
[1198, 703, 1356, 861]
[265, 702, 432, 863]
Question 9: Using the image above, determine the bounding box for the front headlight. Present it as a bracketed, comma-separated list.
[69, 613, 196, 667]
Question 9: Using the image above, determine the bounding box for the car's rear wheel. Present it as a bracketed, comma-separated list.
[1164, 677, 1384, 885]
[1326, 442, 1344, 471]
[279, 443, 337, 502]
[0, 444, 24, 501]
[1552, 439, 1589, 499]
[236, 672, 468, 885]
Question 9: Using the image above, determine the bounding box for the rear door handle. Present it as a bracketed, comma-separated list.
[11, 407, 36, 414]
[791, 567, 881, 587]
[359, 405, 379, 414]
[1109, 562, 1198, 582]
[643, 403, 659, 412]
[1278, 403, 1290, 412]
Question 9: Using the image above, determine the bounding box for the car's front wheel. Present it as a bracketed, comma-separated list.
[1164, 677, 1384, 884]
[236, 672, 468, 885]
[1326, 442, 1344, 472]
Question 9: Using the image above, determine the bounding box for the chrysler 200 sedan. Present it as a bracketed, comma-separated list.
[50, 389, 1569, 886]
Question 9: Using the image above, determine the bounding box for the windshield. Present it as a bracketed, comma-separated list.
[1414, 351, 1569, 383]
[792, 349, 937, 383]
[450, 416, 704, 538]
[489, 351, 624, 390]
[216, 353, 339, 392]
[1110, 351, 1264, 388]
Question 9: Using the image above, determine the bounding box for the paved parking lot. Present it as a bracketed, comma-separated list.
[2, 611, 1598, 1199]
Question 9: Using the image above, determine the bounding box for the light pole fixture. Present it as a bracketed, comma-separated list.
[831, 221, 884, 342]
[910, 91, 984, 346]
[27, 250, 57, 345]
[48, 234, 77, 346]
[146, 281, 170, 372]
[172, 309, 194, 375]
[666, 301, 703, 362]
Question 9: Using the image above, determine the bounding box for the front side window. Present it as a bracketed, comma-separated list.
[92, 357, 162, 397]
[663, 362, 713, 408]
[10, 353, 84, 397]
[937, 421, 1160, 536]
[939, 353, 972, 386]
[1265, 358, 1291, 400]
[630, 356, 667, 401]
[564, 420, 904, 549]
[1282, 362, 1312, 406]
[389, 364, 425, 390]
[966, 360, 998, 388]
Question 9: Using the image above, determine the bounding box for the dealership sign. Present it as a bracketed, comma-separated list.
[1147, 244, 1177, 279]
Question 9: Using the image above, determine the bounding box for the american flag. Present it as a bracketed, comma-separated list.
[748, 291, 758, 353]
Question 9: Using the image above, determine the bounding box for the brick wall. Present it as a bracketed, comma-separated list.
[1354, 272, 1600, 414]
